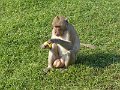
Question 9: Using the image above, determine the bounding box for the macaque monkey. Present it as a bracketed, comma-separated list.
[41, 16, 95, 72]
[41, 16, 80, 71]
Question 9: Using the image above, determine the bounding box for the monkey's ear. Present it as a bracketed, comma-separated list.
[65, 18, 68, 23]
[56, 16, 60, 20]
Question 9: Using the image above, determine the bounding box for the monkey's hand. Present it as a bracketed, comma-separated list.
[41, 41, 53, 49]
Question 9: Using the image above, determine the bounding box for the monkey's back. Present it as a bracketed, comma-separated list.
[68, 24, 80, 53]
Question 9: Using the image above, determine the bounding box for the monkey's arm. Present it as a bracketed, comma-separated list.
[50, 39, 73, 50]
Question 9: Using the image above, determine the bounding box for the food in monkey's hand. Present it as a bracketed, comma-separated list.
[41, 41, 52, 49]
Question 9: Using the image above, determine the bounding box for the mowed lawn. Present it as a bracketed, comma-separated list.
[0, 0, 120, 90]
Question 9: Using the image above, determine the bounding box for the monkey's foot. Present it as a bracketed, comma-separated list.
[43, 67, 52, 73]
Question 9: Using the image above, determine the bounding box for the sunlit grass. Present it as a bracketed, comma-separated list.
[0, 0, 120, 90]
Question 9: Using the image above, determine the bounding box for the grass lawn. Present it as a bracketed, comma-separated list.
[0, 0, 120, 90]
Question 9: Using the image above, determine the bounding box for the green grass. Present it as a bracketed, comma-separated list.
[0, 0, 120, 90]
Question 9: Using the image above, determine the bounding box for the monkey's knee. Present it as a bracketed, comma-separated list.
[51, 43, 57, 48]
[51, 43, 59, 58]
[64, 52, 75, 67]
[53, 59, 65, 68]
[51, 43, 58, 51]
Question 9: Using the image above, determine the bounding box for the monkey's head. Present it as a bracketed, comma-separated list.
[52, 16, 68, 36]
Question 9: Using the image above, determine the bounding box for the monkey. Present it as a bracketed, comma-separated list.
[41, 16, 95, 72]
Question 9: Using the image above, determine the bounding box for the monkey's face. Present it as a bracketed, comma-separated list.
[53, 26, 64, 36]
[52, 16, 68, 36]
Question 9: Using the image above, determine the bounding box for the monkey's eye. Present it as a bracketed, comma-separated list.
[55, 26, 61, 28]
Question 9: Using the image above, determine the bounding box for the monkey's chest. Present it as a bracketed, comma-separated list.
[57, 44, 68, 57]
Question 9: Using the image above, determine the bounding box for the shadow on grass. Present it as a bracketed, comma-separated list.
[76, 52, 120, 68]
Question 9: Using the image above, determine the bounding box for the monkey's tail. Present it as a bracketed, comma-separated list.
[80, 43, 95, 49]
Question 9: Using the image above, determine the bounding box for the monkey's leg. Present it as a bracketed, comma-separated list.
[62, 51, 76, 68]
[43, 43, 59, 73]
[47, 43, 59, 68]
